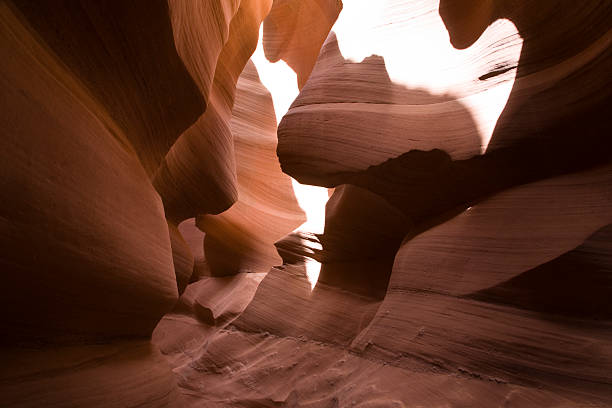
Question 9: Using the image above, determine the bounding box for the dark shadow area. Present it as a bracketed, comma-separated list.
[466, 224, 612, 319]
[339, 132, 612, 247]
[316, 185, 409, 299]
[439, 0, 612, 155]
[11, 0, 205, 176]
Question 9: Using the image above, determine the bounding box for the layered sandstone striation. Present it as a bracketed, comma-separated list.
[1, 2, 192, 405]
[155, 0, 612, 406]
[0, 0, 296, 406]
[154, 0, 272, 223]
[2, 0, 611, 407]
[196, 60, 305, 276]
[263, 0, 343, 89]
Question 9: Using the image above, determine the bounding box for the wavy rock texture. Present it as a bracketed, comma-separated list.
[0, 0, 296, 405]
[3, 0, 612, 406]
[197, 60, 305, 275]
[349, 164, 612, 402]
[277, 1, 611, 188]
[0, 0, 181, 345]
[178, 218, 209, 281]
[154, 327, 599, 408]
[158, 167, 612, 406]
[153, 272, 266, 364]
[0, 2, 195, 406]
[154, 0, 272, 222]
[263, 0, 343, 88]
[317, 184, 409, 298]
[151, 0, 612, 406]
[168, 0, 241, 101]
[168, 221, 195, 295]
[9, 0, 205, 177]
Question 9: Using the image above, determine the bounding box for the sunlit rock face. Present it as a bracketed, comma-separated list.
[278, 0, 609, 187]
[263, 0, 343, 89]
[162, 0, 611, 406]
[2, 0, 612, 407]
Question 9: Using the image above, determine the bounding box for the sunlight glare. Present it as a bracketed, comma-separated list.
[332, 0, 523, 152]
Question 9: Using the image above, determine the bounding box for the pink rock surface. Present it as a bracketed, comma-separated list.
[151, 1, 611, 405]
[178, 218, 209, 280]
[263, 0, 342, 88]
[350, 165, 612, 402]
[168, 0, 241, 101]
[2, 0, 611, 406]
[1, 3, 178, 342]
[154, 0, 273, 222]
[168, 221, 195, 294]
[9, 0, 205, 177]
[197, 60, 305, 275]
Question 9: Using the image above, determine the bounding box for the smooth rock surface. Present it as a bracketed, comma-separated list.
[0, 341, 181, 408]
[1, 3, 178, 343]
[154, 0, 273, 222]
[197, 60, 305, 275]
[263, 0, 343, 88]
[10, 0, 205, 177]
[3, 0, 611, 406]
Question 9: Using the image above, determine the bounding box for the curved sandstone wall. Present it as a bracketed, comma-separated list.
[1, 0, 611, 406]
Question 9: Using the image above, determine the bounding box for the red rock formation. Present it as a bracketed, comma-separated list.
[1, 2, 194, 405]
[9, 0, 205, 177]
[167, 221, 194, 294]
[154, 0, 273, 223]
[178, 218, 209, 281]
[277, 2, 611, 189]
[2, 0, 611, 406]
[263, 0, 343, 88]
[0, 0, 288, 405]
[168, 0, 241, 101]
[0, 0, 181, 345]
[350, 164, 612, 402]
[152, 0, 612, 406]
[1, 342, 181, 408]
[197, 60, 305, 275]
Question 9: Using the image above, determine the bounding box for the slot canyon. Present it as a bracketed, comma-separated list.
[1, 0, 611, 406]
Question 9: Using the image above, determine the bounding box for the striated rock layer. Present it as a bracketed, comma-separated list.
[197, 60, 305, 275]
[0, 2, 193, 405]
[2, 0, 612, 406]
[153, 0, 612, 406]
[154, 0, 272, 223]
[1, 0, 183, 346]
[1, 0, 301, 406]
